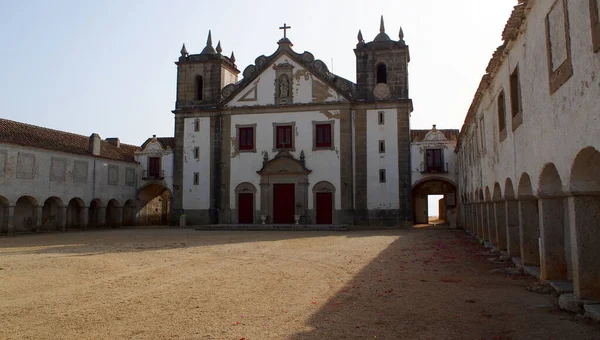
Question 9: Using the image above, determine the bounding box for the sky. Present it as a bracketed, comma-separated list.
[0, 1, 516, 146]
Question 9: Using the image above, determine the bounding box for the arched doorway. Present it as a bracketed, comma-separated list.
[15, 196, 38, 232]
[0, 195, 9, 234]
[412, 178, 457, 225]
[42, 197, 64, 232]
[66, 198, 85, 229]
[313, 181, 335, 224]
[89, 199, 103, 228]
[106, 199, 122, 227]
[138, 183, 172, 226]
[235, 182, 256, 224]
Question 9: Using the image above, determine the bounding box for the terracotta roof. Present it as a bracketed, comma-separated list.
[0, 118, 139, 163]
[456, 0, 530, 150]
[140, 137, 175, 150]
[411, 129, 459, 142]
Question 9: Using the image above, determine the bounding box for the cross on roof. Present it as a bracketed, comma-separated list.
[279, 23, 291, 39]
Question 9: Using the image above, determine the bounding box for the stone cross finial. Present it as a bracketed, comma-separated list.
[279, 23, 291, 39]
[216, 41, 222, 54]
[180, 43, 188, 57]
[379, 15, 385, 33]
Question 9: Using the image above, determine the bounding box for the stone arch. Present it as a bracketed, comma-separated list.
[517, 173, 534, 199]
[235, 182, 257, 224]
[504, 178, 515, 200]
[567, 147, 600, 299]
[15, 196, 38, 232]
[138, 183, 172, 226]
[478, 188, 484, 202]
[66, 197, 85, 229]
[312, 181, 336, 193]
[484, 186, 491, 202]
[88, 198, 103, 228]
[411, 177, 457, 225]
[538, 163, 564, 197]
[42, 196, 64, 231]
[106, 199, 122, 227]
[570, 146, 600, 194]
[493, 183, 502, 201]
[376, 63, 387, 84]
[0, 195, 9, 234]
[123, 200, 137, 226]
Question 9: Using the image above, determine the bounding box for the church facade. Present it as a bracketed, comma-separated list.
[172, 19, 414, 227]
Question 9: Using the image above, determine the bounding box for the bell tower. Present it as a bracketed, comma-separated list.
[175, 31, 240, 108]
[354, 16, 410, 101]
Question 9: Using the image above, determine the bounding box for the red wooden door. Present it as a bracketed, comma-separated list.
[316, 192, 333, 224]
[238, 193, 253, 224]
[273, 184, 295, 224]
[149, 157, 161, 177]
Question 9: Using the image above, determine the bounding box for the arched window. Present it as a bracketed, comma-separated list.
[195, 75, 203, 100]
[376, 63, 387, 84]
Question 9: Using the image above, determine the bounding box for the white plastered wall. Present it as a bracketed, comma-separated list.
[182, 117, 211, 210]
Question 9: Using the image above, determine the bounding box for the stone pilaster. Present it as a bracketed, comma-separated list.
[505, 200, 520, 257]
[518, 198, 540, 266]
[172, 115, 185, 221]
[81, 207, 89, 230]
[487, 202, 497, 246]
[60, 207, 67, 232]
[353, 109, 368, 224]
[538, 197, 567, 280]
[494, 201, 507, 250]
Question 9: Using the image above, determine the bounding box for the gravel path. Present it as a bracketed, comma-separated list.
[0, 228, 598, 339]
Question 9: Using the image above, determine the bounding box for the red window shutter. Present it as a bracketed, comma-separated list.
[239, 127, 254, 151]
[276, 125, 293, 149]
[315, 124, 332, 148]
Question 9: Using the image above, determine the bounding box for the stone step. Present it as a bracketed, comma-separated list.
[195, 224, 349, 232]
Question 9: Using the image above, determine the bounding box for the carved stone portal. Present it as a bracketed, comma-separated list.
[257, 151, 311, 223]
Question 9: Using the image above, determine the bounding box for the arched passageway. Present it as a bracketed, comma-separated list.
[412, 178, 457, 225]
[88, 199, 103, 228]
[138, 184, 172, 226]
[15, 196, 38, 232]
[517, 173, 540, 267]
[0, 195, 9, 234]
[106, 199, 122, 227]
[504, 178, 520, 258]
[41, 197, 64, 232]
[66, 198, 85, 229]
[122, 200, 137, 226]
[568, 147, 600, 300]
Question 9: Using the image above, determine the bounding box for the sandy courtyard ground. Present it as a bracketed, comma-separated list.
[1, 228, 599, 340]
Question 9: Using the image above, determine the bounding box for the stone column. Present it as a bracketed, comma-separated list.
[518, 198, 540, 266]
[60, 207, 67, 232]
[538, 197, 567, 280]
[97, 207, 106, 228]
[35, 206, 43, 232]
[471, 204, 477, 235]
[494, 201, 507, 250]
[477, 203, 485, 239]
[260, 183, 269, 223]
[505, 199, 520, 257]
[567, 195, 600, 300]
[81, 207, 89, 230]
[6, 206, 15, 235]
[115, 207, 123, 227]
[487, 202, 497, 247]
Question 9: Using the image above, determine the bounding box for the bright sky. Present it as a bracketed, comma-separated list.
[0, 1, 516, 146]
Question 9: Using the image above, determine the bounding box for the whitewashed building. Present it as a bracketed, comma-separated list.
[456, 0, 600, 304]
[172, 19, 414, 227]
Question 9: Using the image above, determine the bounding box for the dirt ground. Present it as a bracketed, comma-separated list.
[1, 228, 599, 340]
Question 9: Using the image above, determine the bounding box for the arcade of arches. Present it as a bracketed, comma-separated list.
[461, 147, 600, 301]
[0, 184, 172, 234]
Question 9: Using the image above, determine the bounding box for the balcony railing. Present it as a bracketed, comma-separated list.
[420, 162, 449, 174]
[142, 170, 164, 180]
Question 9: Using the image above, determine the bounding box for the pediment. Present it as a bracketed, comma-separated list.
[222, 47, 354, 107]
[257, 152, 311, 175]
[143, 141, 163, 152]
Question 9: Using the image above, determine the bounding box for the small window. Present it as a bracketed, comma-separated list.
[195, 76, 203, 100]
[378, 140, 385, 153]
[193, 147, 199, 159]
[193, 172, 199, 185]
[194, 120, 200, 132]
[510, 68, 521, 118]
[378, 111, 385, 125]
[379, 169, 386, 183]
[275, 125, 293, 149]
[315, 124, 332, 148]
[497, 90, 506, 132]
[592, 0, 600, 52]
[238, 127, 255, 151]
[376, 63, 387, 84]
